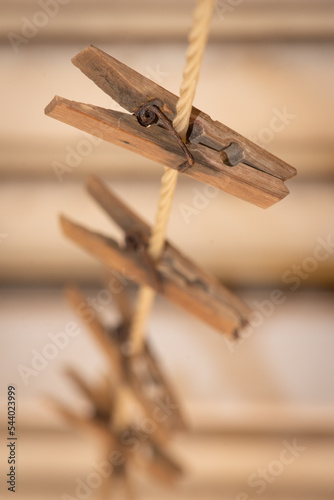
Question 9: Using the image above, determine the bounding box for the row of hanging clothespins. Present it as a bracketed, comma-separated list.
[49, 279, 184, 499]
[44, 1, 296, 497]
[48, 173, 252, 498]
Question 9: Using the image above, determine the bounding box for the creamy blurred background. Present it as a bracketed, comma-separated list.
[1, 0, 334, 499]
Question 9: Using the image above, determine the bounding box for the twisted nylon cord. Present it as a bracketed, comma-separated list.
[129, 0, 216, 354]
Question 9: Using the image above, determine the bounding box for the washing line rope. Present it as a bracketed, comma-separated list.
[129, 0, 216, 355]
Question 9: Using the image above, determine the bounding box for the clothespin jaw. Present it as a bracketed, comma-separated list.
[61, 176, 250, 338]
[45, 45, 296, 208]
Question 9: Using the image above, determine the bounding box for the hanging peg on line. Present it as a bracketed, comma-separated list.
[66, 284, 187, 436]
[48, 369, 181, 494]
[102, 269, 188, 432]
[61, 176, 251, 339]
[45, 45, 296, 208]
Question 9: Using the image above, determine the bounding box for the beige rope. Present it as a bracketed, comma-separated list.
[129, 0, 216, 354]
[112, 383, 134, 431]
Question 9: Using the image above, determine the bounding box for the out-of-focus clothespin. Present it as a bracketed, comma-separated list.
[61, 176, 251, 339]
[48, 368, 182, 498]
[66, 286, 177, 445]
[101, 272, 187, 433]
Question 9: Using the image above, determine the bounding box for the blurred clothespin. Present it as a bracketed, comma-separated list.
[48, 369, 182, 493]
[65, 285, 185, 440]
[61, 176, 251, 339]
[45, 45, 296, 208]
[101, 273, 187, 433]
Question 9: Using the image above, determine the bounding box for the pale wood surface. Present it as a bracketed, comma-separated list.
[2, 0, 334, 42]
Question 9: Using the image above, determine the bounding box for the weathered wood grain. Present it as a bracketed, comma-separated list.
[72, 46, 295, 178]
[45, 96, 288, 208]
[45, 45, 296, 208]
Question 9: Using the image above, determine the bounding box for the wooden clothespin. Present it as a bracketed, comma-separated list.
[66, 285, 183, 442]
[49, 395, 128, 500]
[49, 369, 182, 488]
[65, 367, 114, 421]
[49, 395, 131, 500]
[61, 176, 251, 338]
[45, 45, 296, 208]
[100, 271, 187, 432]
[129, 343, 187, 433]
[47, 393, 116, 447]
